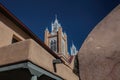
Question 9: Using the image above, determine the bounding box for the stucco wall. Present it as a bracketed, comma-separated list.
[0, 13, 30, 47]
[78, 4, 120, 80]
[0, 39, 79, 80]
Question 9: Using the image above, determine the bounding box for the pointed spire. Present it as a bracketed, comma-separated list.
[72, 42, 75, 48]
[55, 14, 58, 23]
[70, 42, 78, 55]
[51, 14, 61, 33]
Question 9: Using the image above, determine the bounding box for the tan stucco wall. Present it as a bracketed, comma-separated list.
[0, 40, 30, 65]
[0, 13, 30, 47]
[78, 4, 120, 80]
[0, 39, 79, 80]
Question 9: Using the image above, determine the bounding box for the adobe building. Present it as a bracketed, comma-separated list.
[78, 4, 120, 80]
[0, 4, 79, 80]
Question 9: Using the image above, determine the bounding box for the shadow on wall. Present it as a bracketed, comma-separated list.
[73, 55, 80, 78]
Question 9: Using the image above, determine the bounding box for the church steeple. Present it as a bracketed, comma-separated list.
[44, 15, 78, 69]
[70, 43, 78, 55]
[51, 15, 61, 33]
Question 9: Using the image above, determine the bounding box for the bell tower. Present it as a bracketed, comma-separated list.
[44, 16, 68, 57]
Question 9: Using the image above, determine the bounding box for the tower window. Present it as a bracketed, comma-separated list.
[50, 40, 54, 50]
[53, 40, 57, 51]
[50, 40, 57, 52]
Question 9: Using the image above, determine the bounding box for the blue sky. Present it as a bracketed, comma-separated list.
[0, 0, 120, 52]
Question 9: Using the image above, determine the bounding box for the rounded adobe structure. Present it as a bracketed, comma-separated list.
[78, 5, 120, 80]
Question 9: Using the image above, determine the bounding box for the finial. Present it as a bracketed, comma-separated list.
[55, 14, 57, 20]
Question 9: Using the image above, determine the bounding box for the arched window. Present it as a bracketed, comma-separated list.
[53, 40, 57, 51]
[50, 40, 57, 52]
[50, 40, 54, 51]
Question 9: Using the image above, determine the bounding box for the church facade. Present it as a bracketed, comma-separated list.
[0, 3, 79, 80]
